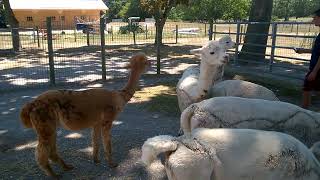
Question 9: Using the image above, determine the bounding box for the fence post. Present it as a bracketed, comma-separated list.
[46, 17, 55, 86]
[213, 24, 216, 40]
[111, 26, 114, 41]
[100, 17, 107, 81]
[86, 26, 90, 46]
[235, 22, 241, 64]
[269, 23, 278, 72]
[74, 28, 77, 42]
[36, 26, 40, 48]
[156, 26, 161, 75]
[204, 23, 207, 37]
[240, 25, 243, 42]
[33, 27, 36, 43]
[175, 25, 178, 44]
[145, 24, 148, 39]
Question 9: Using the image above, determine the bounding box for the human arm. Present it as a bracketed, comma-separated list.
[294, 47, 312, 54]
[308, 56, 320, 81]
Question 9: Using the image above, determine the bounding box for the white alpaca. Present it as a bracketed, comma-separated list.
[176, 40, 229, 111]
[142, 128, 320, 180]
[180, 97, 320, 146]
[177, 36, 278, 112]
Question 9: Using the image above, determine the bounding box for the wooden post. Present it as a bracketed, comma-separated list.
[235, 22, 241, 64]
[100, 17, 106, 81]
[204, 23, 207, 37]
[86, 26, 90, 46]
[46, 17, 55, 86]
[269, 23, 278, 72]
[145, 24, 148, 39]
[36, 26, 40, 48]
[111, 26, 114, 41]
[213, 25, 217, 40]
[74, 28, 77, 42]
[156, 26, 161, 74]
[175, 25, 178, 44]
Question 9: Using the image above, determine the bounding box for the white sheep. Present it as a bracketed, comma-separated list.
[177, 36, 278, 112]
[180, 96, 320, 146]
[142, 128, 320, 180]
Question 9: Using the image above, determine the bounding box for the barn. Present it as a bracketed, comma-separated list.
[9, 0, 109, 28]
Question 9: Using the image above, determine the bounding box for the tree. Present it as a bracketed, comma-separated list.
[3, 0, 20, 51]
[238, 0, 273, 63]
[222, 0, 251, 21]
[118, 0, 150, 19]
[104, 0, 126, 19]
[140, 0, 187, 45]
[273, 0, 292, 21]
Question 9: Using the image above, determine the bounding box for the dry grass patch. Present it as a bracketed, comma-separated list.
[132, 83, 180, 117]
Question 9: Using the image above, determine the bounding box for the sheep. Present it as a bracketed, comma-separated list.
[180, 96, 320, 146]
[142, 128, 320, 180]
[177, 36, 278, 112]
[19, 53, 150, 178]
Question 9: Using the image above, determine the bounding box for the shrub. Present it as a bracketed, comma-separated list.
[119, 24, 145, 34]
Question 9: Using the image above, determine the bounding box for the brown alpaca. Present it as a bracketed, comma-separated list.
[20, 53, 150, 178]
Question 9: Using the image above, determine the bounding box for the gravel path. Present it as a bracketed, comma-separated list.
[0, 77, 180, 180]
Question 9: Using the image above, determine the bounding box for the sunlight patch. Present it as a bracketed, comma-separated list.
[78, 146, 93, 155]
[15, 141, 38, 151]
[112, 121, 123, 125]
[9, 78, 48, 85]
[0, 130, 8, 135]
[65, 132, 83, 139]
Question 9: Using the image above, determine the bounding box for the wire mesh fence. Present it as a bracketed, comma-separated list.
[0, 18, 319, 91]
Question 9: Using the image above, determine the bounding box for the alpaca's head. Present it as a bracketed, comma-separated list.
[126, 53, 150, 73]
[190, 40, 229, 65]
[218, 35, 236, 50]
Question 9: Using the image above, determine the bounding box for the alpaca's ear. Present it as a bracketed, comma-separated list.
[190, 48, 202, 54]
[124, 63, 131, 69]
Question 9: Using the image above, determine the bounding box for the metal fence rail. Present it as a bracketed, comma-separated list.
[0, 19, 319, 90]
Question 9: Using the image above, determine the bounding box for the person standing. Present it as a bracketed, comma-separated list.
[295, 8, 320, 109]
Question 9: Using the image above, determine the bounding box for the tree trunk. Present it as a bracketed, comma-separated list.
[154, 19, 165, 45]
[3, 0, 20, 51]
[238, 0, 273, 64]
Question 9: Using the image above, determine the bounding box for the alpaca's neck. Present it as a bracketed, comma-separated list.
[196, 61, 221, 99]
[120, 69, 142, 102]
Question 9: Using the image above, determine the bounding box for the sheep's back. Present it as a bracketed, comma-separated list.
[209, 80, 279, 101]
[192, 97, 320, 146]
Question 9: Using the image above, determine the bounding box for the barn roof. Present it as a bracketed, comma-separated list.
[9, 0, 108, 10]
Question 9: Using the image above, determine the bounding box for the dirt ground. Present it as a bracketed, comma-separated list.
[0, 76, 180, 180]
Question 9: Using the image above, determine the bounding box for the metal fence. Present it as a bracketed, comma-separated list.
[0, 18, 319, 91]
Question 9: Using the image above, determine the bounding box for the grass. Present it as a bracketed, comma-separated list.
[132, 81, 180, 117]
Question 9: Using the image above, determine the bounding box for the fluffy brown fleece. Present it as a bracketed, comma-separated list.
[20, 53, 150, 178]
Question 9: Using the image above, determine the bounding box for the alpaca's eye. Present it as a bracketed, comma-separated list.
[226, 42, 230, 44]
[210, 52, 215, 55]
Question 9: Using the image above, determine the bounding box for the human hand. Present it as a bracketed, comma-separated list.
[307, 71, 317, 81]
[294, 47, 304, 54]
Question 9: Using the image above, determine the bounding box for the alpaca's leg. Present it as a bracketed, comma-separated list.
[36, 142, 57, 177]
[30, 110, 59, 177]
[48, 133, 73, 171]
[101, 122, 117, 168]
[92, 124, 101, 163]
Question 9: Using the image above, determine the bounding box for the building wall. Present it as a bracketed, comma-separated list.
[13, 9, 102, 29]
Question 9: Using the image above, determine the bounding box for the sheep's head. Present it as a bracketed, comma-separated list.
[190, 40, 229, 65]
[218, 35, 236, 50]
[310, 141, 320, 161]
[125, 53, 150, 73]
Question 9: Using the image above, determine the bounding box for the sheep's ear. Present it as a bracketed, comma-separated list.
[190, 48, 202, 54]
